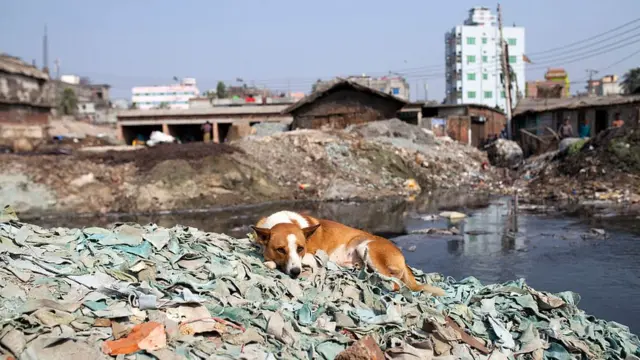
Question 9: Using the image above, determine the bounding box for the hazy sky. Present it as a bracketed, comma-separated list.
[2, 0, 639, 101]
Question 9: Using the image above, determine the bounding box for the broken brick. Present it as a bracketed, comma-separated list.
[335, 336, 384, 360]
[93, 318, 111, 327]
[102, 321, 166, 355]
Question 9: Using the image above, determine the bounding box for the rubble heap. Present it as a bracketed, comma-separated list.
[519, 126, 640, 204]
[235, 119, 498, 201]
[0, 212, 637, 359]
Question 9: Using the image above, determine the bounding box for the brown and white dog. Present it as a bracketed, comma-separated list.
[250, 211, 445, 296]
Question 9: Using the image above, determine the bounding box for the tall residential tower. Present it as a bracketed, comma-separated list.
[445, 7, 525, 110]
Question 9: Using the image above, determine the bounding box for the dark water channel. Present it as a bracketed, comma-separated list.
[27, 193, 640, 334]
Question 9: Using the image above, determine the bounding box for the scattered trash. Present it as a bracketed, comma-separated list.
[438, 211, 467, 220]
[0, 213, 638, 359]
[146, 131, 177, 147]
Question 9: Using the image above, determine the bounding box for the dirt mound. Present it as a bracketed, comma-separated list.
[81, 142, 241, 171]
[348, 118, 436, 145]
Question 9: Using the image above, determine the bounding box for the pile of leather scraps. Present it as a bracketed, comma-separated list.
[0, 208, 638, 359]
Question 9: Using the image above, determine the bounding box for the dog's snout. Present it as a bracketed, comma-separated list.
[289, 267, 301, 278]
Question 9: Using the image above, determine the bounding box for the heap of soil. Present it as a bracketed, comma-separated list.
[81, 142, 241, 171]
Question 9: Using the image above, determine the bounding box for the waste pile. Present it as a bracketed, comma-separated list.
[516, 126, 640, 204]
[485, 139, 524, 169]
[235, 119, 499, 201]
[1, 211, 638, 359]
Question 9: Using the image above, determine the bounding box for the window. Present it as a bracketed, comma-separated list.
[501, 91, 506, 98]
[484, 91, 493, 99]
[508, 38, 517, 46]
[467, 55, 476, 63]
[468, 91, 477, 99]
[509, 56, 517, 63]
[482, 37, 488, 44]
[482, 55, 488, 63]
[392, 87, 400, 95]
[467, 73, 476, 81]
[467, 37, 476, 45]
[483, 73, 488, 80]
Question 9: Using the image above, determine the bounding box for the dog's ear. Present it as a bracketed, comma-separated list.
[301, 223, 321, 239]
[251, 226, 271, 245]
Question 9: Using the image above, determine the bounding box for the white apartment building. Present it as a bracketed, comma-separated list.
[445, 7, 525, 110]
[131, 78, 200, 110]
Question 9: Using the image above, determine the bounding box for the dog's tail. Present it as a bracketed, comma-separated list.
[402, 264, 446, 296]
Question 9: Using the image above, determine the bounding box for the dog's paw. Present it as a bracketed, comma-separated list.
[264, 261, 277, 270]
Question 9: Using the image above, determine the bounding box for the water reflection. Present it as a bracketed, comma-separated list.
[26, 190, 492, 239]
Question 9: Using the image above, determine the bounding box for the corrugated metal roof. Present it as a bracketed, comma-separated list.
[513, 95, 640, 116]
[117, 104, 290, 118]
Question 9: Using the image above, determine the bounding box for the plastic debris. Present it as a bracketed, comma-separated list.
[0, 217, 638, 359]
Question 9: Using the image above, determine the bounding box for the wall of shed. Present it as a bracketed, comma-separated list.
[0, 72, 54, 110]
[291, 89, 403, 129]
[513, 102, 640, 156]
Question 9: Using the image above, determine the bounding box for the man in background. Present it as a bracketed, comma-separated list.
[559, 118, 573, 139]
[612, 113, 624, 128]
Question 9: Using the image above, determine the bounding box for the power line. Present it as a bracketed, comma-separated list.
[527, 17, 640, 55]
[598, 47, 640, 72]
[77, 17, 640, 93]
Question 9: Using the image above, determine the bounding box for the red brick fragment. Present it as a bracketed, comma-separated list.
[335, 335, 384, 360]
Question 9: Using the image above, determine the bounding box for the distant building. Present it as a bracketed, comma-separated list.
[132, 77, 199, 110]
[588, 75, 622, 96]
[112, 99, 130, 110]
[0, 54, 54, 144]
[526, 68, 570, 99]
[512, 95, 640, 156]
[445, 7, 526, 109]
[315, 75, 410, 100]
[284, 79, 407, 130]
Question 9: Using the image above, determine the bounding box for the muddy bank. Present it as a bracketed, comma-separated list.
[0, 120, 502, 216]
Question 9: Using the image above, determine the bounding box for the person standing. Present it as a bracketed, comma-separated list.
[612, 112, 624, 128]
[201, 121, 213, 143]
[559, 118, 573, 139]
[578, 118, 591, 138]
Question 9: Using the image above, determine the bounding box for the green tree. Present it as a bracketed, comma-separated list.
[59, 88, 78, 115]
[216, 81, 227, 99]
[156, 102, 170, 109]
[129, 102, 138, 110]
[621, 67, 640, 94]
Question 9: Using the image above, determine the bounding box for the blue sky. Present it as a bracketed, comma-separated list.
[2, 0, 639, 101]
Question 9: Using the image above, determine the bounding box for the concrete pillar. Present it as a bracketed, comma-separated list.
[213, 122, 219, 143]
[162, 123, 170, 135]
[116, 124, 124, 141]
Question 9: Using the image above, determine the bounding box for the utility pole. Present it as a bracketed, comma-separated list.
[498, 4, 513, 139]
[424, 82, 429, 101]
[586, 69, 599, 95]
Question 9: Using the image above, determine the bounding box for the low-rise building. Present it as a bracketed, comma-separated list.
[284, 79, 407, 130]
[512, 95, 640, 155]
[587, 75, 622, 96]
[415, 103, 505, 146]
[0, 54, 54, 145]
[132, 78, 199, 110]
[116, 104, 291, 145]
[526, 68, 570, 99]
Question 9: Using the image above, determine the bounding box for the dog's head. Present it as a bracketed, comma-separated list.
[251, 222, 320, 278]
